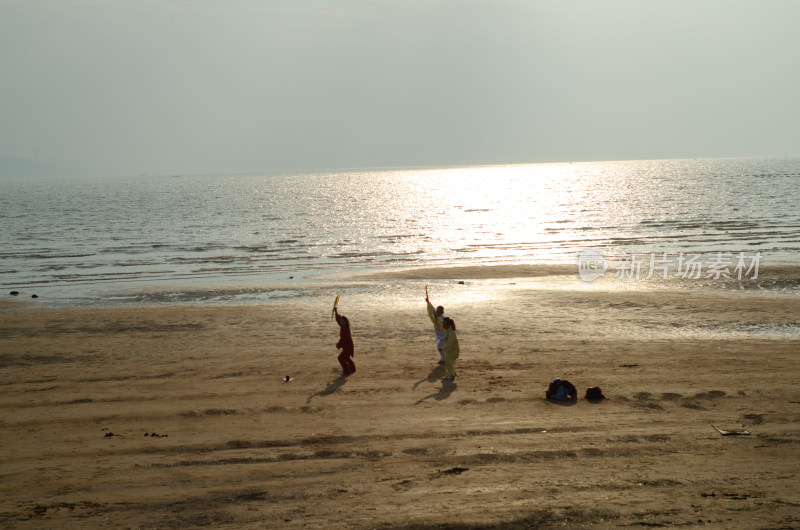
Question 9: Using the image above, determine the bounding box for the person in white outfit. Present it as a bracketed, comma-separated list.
[429, 302, 446, 364]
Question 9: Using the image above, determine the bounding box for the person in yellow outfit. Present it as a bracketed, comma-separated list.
[426, 291, 459, 381]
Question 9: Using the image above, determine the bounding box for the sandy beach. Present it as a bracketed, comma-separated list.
[1, 266, 799, 528]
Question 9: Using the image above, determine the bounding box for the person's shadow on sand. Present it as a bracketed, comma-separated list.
[413, 363, 447, 390]
[307, 375, 348, 403]
[415, 379, 457, 404]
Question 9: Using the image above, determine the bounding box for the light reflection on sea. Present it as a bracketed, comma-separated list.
[1, 157, 799, 307]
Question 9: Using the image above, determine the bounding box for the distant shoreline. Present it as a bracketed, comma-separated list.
[4, 260, 800, 313]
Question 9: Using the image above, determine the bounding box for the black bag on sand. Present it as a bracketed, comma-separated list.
[585, 386, 606, 401]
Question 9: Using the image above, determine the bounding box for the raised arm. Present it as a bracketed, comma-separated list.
[426, 299, 445, 332]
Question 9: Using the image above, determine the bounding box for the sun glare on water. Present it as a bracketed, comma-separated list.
[370, 163, 608, 264]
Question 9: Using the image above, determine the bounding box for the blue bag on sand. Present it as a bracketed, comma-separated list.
[546, 378, 577, 400]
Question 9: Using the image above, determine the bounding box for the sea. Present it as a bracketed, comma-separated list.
[2, 157, 800, 309]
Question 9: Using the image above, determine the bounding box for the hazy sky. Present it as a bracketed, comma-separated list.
[2, 0, 798, 175]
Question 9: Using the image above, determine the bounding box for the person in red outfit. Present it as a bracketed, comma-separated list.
[334, 307, 355, 375]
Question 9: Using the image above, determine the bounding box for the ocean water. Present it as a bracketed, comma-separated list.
[1, 157, 799, 307]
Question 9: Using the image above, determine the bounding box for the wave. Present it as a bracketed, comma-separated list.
[2, 158, 799, 307]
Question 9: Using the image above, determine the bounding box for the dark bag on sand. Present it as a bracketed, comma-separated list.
[546, 378, 577, 400]
[585, 386, 606, 400]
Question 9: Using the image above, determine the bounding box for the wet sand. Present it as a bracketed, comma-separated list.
[1, 267, 799, 528]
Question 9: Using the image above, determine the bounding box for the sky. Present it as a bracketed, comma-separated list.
[1, 0, 799, 176]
